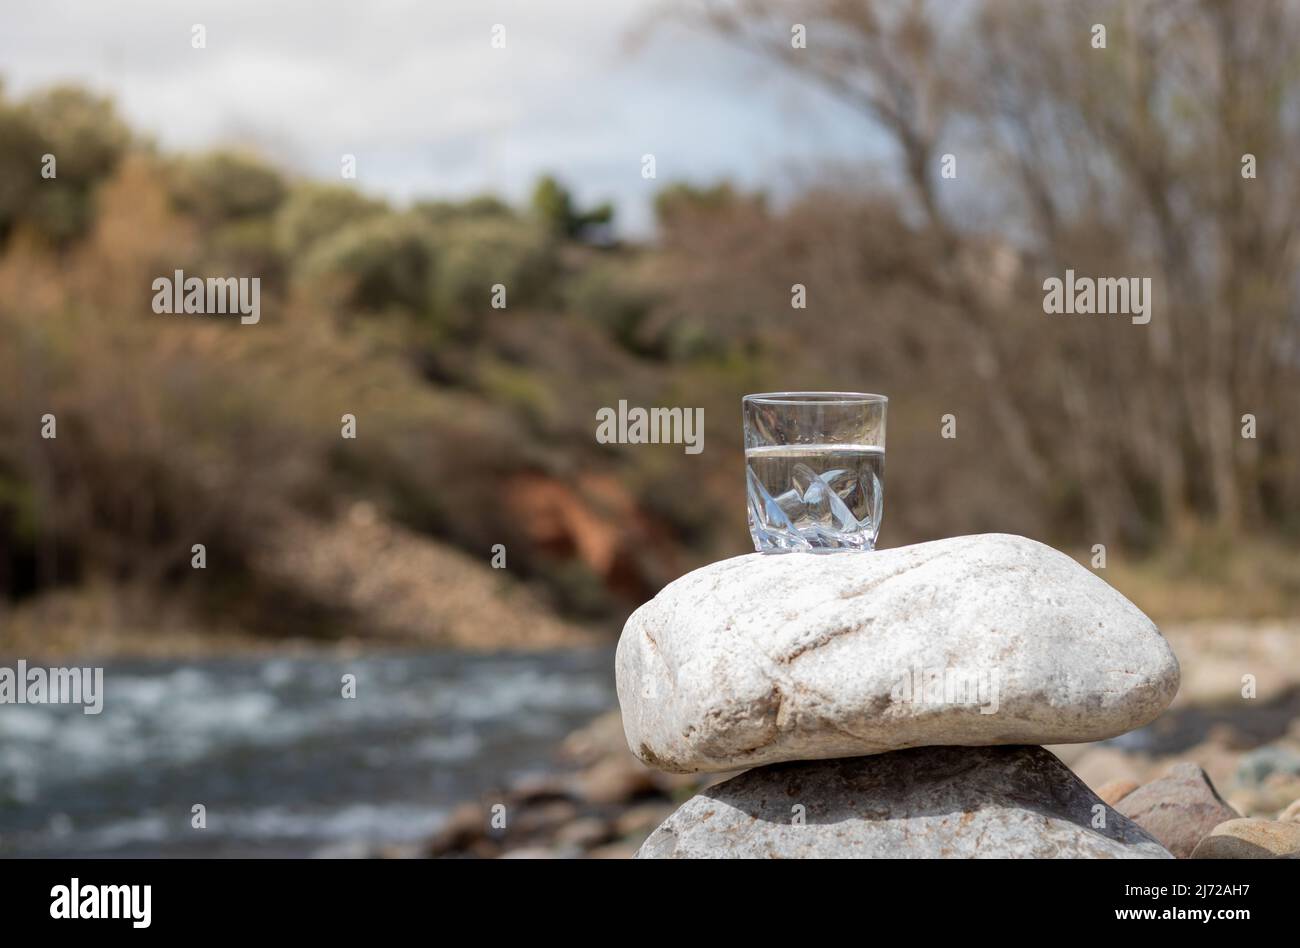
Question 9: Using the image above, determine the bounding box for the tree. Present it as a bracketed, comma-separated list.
[693, 0, 1300, 545]
[0, 84, 129, 244]
[530, 175, 614, 239]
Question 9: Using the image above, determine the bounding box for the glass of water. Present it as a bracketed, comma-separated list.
[743, 392, 887, 553]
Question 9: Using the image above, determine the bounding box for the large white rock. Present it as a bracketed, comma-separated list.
[616, 534, 1179, 773]
[636, 746, 1173, 858]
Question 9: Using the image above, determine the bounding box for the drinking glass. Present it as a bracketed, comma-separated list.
[743, 392, 887, 552]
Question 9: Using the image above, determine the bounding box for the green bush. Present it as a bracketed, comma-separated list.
[0, 85, 129, 244]
[531, 175, 613, 238]
[565, 259, 660, 354]
[413, 194, 513, 226]
[431, 216, 555, 317]
[24, 86, 130, 183]
[170, 150, 287, 224]
[0, 104, 42, 234]
[277, 183, 388, 255]
[299, 211, 436, 314]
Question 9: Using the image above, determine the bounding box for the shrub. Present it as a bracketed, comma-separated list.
[531, 175, 614, 240]
[0, 85, 129, 244]
[431, 215, 555, 319]
[299, 211, 436, 314]
[169, 150, 287, 225]
[413, 194, 513, 226]
[277, 183, 388, 255]
[564, 259, 662, 355]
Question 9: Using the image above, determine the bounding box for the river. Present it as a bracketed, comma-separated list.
[0, 648, 616, 857]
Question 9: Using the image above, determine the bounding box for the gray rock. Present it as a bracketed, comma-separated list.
[1115, 763, 1238, 858]
[1189, 818, 1300, 859]
[617, 534, 1179, 773]
[1235, 745, 1300, 787]
[636, 745, 1172, 858]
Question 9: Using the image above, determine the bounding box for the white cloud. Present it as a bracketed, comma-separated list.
[0, 0, 887, 234]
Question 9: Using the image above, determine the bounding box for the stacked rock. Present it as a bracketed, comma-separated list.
[615, 533, 1182, 858]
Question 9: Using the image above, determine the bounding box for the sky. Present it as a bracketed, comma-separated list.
[0, 0, 892, 234]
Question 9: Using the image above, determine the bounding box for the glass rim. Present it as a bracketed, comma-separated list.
[743, 391, 888, 406]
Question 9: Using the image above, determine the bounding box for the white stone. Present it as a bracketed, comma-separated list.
[617, 534, 1179, 773]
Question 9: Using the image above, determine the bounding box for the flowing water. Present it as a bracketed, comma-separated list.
[0, 648, 615, 857]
